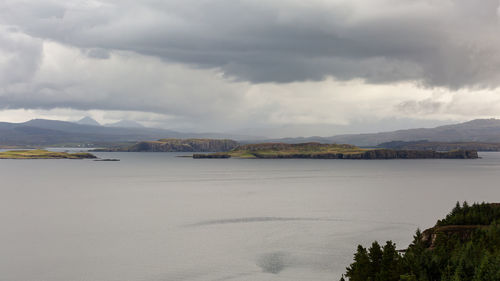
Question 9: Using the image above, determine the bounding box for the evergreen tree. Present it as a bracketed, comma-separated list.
[341, 203, 500, 281]
[472, 253, 500, 281]
[376, 241, 401, 281]
[368, 241, 383, 277]
[345, 245, 371, 281]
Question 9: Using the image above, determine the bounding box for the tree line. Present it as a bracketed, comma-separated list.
[341, 202, 500, 281]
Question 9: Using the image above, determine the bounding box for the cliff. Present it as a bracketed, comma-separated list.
[193, 142, 479, 159]
[97, 138, 239, 152]
[421, 203, 500, 249]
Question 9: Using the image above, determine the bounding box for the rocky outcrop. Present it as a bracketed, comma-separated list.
[192, 142, 479, 159]
[236, 142, 357, 151]
[421, 225, 487, 249]
[195, 149, 478, 159]
[193, 153, 231, 159]
[250, 149, 478, 159]
[100, 138, 239, 152]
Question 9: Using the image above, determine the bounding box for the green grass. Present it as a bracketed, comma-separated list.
[0, 149, 97, 159]
[219, 143, 371, 158]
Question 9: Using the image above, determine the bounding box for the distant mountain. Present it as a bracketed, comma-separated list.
[249, 119, 500, 146]
[0, 119, 248, 146]
[377, 140, 500, 151]
[105, 120, 144, 128]
[4, 118, 500, 147]
[327, 119, 500, 146]
[76, 116, 101, 126]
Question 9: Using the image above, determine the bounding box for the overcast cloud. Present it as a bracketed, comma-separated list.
[1, 0, 500, 136]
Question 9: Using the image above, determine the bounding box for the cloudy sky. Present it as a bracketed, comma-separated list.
[1, 0, 500, 137]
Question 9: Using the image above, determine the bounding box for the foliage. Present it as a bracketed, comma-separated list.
[437, 201, 500, 226]
[228, 142, 367, 158]
[341, 202, 500, 281]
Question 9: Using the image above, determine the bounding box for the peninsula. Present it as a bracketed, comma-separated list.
[193, 142, 479, 159]
[0, 149, 97, 159]
[94, 138, 239, 152]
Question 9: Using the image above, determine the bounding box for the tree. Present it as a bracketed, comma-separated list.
[368, 241, 383, 276]
[376, 241, 401, 281]
[345, 245, 371, 281]
[473, 253, 500, 281]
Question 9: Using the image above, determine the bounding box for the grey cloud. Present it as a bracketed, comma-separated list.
[0, 27, 43, 85]
[83, 48, 111, 59]
[397, 99, 445, 115]
[2, 0, 500, 88]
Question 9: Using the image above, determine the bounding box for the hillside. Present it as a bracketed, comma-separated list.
[193, 142, 479, 159]
[3, 118, 500, 147]
[76, 116, 101, 126]
[342, 202, 500, 281]
[328, 119, 500, 146]
[97, 138, 239, 152]
[0, 119, 249, 146]
[377, 140, 500, 151]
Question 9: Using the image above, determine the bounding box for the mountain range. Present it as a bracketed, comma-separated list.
[0, 118, 248, 146]
[258, 119, 500, 146]
[327, 119, 500, 146]
[2, 118, 500, 146]
[76, 116, 145, 128]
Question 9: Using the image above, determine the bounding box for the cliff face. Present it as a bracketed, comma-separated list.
[421, 225, 486, 249]
[236, 142, 357, 151]
[248, 149, 478, 159]
[125, 138, 239, 152]
[193, 142, 479, 159]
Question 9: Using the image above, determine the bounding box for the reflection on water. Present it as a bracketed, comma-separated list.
[0, 152, 500, 281]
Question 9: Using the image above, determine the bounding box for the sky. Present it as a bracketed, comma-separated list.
[1, 0, 500, 137]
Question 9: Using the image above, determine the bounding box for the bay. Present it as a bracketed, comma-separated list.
[1, 152, 499, 281]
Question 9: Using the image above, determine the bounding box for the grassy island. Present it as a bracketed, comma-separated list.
[193, 142, 479, 159]
[0, 149, 97, 159]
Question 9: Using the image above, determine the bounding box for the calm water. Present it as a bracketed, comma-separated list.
[1, 152, 500, 281]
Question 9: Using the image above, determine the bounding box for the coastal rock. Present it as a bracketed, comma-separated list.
[98, 138, 239, 152]
[192, 142, 479, 159]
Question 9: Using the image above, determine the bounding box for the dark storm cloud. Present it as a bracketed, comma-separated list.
[2, 0, 500, 89]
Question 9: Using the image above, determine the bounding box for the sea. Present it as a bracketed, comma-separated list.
[1, 150, 500, 281]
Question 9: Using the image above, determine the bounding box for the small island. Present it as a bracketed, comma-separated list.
[0, 149, 97, 159]
[193, 142, 479, 159]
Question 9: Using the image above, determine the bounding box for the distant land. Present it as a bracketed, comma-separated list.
[0, 149, 96, 159]
[77, 116, 146, 128]
[193, 142, 479, 159]
[261, 118, 500, 146]
[3, 118, 500, 148]
[0, 118, 253, 146]
[320, 119, 500, 146]
[95, 138, 239, 152]
[76, 116, 101, 126]
[377, 140, 500, 151]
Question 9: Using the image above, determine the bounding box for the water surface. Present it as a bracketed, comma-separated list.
[1, 152, 499, 281]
